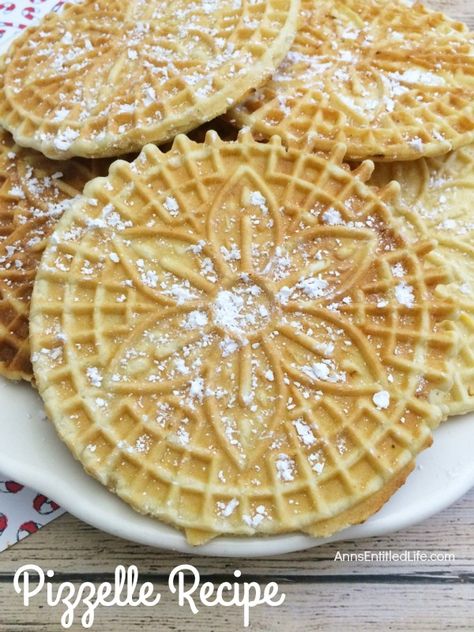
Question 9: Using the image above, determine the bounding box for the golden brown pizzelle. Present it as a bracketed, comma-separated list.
[30, 132, 458, 544]
[229, 0, 474, 161]
[0, 0, 299, 159]
[370, 144, 474, 416]
[0, 129, 110, 381]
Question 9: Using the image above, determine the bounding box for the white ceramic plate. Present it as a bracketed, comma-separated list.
[0, 377, 473, 556]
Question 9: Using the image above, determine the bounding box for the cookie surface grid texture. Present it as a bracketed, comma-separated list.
[370, 144, 474, 416]
[0, 0, 299, 159]
[229, 0, 474, 161]
[31, 134, 456, 544]
[0, 130, 109, 381]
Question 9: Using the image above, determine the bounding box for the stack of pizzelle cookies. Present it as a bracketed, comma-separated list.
[0, 0, 473, 545]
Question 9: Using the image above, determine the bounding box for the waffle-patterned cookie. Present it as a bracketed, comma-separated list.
[370, 144, 474, 416]
[0, 129, 110, 381]
[31, 133, 457, 544]
[0, 0, 299, 159]
[229, 0, 474, 161]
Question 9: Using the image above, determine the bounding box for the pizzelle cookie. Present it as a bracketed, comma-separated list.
[229, 0, 474, 161]
[30, 133, 458, 544]
[0, 0, 299, 159]
[370, 144, 474, 416]
[0, 129, 110, 381]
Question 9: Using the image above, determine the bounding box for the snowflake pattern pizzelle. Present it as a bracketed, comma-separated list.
[230, 0, 474, 161]
[31, 133, 457, 541]
[0, 0, 298, 158]
[108, 163, 382, 468]
[370, 144, 474, 416]
[0, 129, 110, 381]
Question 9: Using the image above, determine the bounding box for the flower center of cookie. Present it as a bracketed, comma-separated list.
[212, 279, 272, 339]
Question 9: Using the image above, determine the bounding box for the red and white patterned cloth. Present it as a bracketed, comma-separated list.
[0, 0, 70, 553]
[0, 0, 66, 43]
[0, 478, 64, 552]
